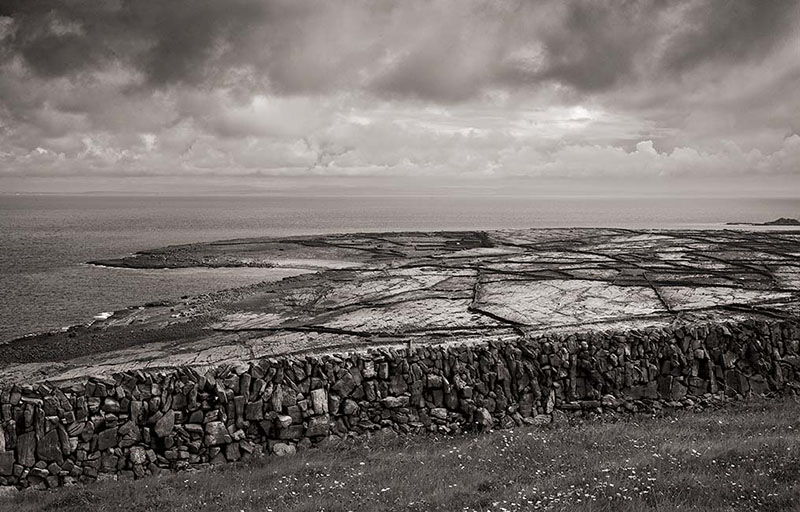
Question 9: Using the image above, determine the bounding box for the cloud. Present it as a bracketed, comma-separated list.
[513, 135, 800, 178]
[513, 1, 662, 92]
[0, 0, 798, 191]
[662, 0, 800, 73]
[3, 90, 797, 181]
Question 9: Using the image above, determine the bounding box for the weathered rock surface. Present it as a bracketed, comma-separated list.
[154, 411, 175, 438]
[3, 228, 800, 385]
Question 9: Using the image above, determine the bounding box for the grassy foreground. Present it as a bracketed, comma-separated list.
[2, 398, 800, 512]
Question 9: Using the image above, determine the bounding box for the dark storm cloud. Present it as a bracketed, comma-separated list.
[663, 0, 800, 73]
[502, 0, 800, 93]
[2, 0, 797, 99]
[129, 0, 267, 87]
[518, 1, 663, 92]
[0, 0, 267, 85]
[0, 1, 110, 77]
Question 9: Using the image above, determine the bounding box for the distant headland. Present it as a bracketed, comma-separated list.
[726, 217, 800, 226]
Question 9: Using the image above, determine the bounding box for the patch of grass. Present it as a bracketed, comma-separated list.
[3, 398, 800, 511]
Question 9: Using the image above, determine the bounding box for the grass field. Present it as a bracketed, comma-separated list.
[3, 397, 800, 512]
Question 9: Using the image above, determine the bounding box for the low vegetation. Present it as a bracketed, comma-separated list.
[3, 397, 800, 512]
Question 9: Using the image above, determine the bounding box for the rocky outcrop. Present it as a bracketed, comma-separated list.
[4, 228, 800, 387]
[1, 317, 798, 489]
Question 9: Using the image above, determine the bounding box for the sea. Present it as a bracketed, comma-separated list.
[1, 194, 798, 342]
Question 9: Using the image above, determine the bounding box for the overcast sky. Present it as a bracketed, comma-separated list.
[1, 0, 798, 195]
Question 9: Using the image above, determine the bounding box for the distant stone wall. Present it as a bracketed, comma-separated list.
[1, 317, 799, 489]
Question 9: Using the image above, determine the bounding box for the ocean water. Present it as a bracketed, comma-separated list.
[1, 194, 798, 342]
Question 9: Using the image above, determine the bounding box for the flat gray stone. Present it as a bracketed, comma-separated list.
[154, 410, 175, 438]
[16, 432, 36, 467]
[0, 451, 14, 476]
[204, 421, 232, 446]
[97, 427, 118, 451]
[272, 443, 296, 457]
[128, 446, 147, 465]
[37, 429, 64, 464]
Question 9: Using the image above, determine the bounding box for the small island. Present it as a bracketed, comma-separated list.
[727, 217, 800, 226]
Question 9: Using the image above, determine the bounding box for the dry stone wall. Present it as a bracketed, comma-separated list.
[1, 317, 799, 489]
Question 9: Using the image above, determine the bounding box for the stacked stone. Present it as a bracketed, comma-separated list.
[0, 317, 798, 489]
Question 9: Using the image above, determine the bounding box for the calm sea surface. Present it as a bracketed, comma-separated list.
[1, 194, 798, 342]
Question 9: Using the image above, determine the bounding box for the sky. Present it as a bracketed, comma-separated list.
[0, 0, 799, 196]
